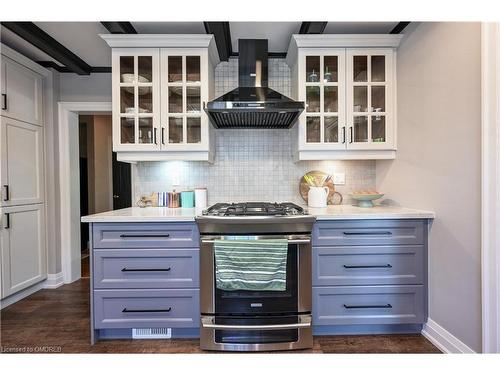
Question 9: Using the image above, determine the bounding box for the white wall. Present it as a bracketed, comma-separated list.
[59, 73, 111, 102]
[376, 22, 482, 351]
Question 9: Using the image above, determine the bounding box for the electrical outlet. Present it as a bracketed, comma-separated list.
[333, 173, 346, 185]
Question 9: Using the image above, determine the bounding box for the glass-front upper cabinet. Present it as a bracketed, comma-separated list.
[346, 49, 394, 150]
[302, 50, 346, 150]
[112, 49, 160, 151]
[161, 51, 207, 150]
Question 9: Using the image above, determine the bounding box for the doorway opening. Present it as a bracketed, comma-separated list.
[77, 114, 131, 278]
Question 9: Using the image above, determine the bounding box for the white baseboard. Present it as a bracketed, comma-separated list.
[42, 272, 64, 289]
[0, 282, 44, 309]
[422, 318, 476, 353]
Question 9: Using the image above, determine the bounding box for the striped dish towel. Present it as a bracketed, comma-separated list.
[214, 239, 288, 291]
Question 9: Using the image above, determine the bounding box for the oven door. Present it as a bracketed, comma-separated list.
[200, 314, 313, 351]
[200, 235, 312, 316]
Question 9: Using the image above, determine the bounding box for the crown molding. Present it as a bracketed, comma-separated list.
[289, 34, 404, 49]
[100, 34, 219, 66]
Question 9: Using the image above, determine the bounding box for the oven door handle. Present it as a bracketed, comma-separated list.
[200, 238, 311, 244]
[200, 316, 311, 330]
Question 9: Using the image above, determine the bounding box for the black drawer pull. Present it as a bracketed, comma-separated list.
[343, 264, 392, 269]
[343, 304, 392, 309]
[122, 307, 172, 313]
[121, 267, 171, 272]
[3, 185, 9, 201]
[1, 94, 7, 110]
[119, 234, 170, 238]
[343, 231, 393, 236]
[4, 213, 10, 229]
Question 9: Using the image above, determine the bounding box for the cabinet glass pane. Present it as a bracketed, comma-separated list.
[168, 56, 183, 83]
[353, 116, 368, 143]
[120, 56, 134, 83]
[138, 56, 152, 82]
[168, 117, 183, 143]
[306, 56, 320, 82]
[371, 86, 385, 112]
[120, 87, 135, 114]
[371, 115, 386, 143]
[138, 118, 154, 144]
[306, 86, 320, 112]
[138, 87, 153, 113]
[187, 117, 201, 143]
[353, 56, 367, 82]
[324, 56, 338, 83]
[324, 86, 338, 113]
[186, 87, 201, 113]
[120, 117, 135, 144]
[353, 86, 367, 112]
[324, 116, 338, 143]
[186, 56, 201, 83]
[168, 87, 183, 113]
[371, 56, 386, 82]
[306, 117, 320, 142]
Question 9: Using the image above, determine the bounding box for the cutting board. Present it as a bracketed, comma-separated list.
[299, 170, 343, 205]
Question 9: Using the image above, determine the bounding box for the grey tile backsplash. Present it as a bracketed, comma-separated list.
[132, 58, 376, 206]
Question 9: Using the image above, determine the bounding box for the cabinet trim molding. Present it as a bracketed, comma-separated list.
[100, 34, 220, 66]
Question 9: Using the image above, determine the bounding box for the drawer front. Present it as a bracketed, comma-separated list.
[313, 245, 425, 286]
[93, 223, 199, 249]
[313, 220, 425, 247]
[93, 249, 199, 289]
[94, 289, 200, 329]
[313, 285, 426, 325]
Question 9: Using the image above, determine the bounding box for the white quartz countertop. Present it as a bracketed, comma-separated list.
[306, 205, 435, 220]
[81, 205, 435, 223]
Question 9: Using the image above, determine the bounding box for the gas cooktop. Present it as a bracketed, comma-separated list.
[202, 202, 306, 217]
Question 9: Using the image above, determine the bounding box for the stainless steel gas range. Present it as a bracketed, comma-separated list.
[195, 202, 316, 352]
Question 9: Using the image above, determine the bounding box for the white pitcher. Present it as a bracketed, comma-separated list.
[308, 186, 329, 208]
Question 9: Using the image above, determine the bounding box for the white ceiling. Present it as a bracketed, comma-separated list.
[0, 22, 403, 72]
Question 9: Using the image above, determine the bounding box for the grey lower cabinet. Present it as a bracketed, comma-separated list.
[312, 219, 429, 335]
[90, 222, 200, 343]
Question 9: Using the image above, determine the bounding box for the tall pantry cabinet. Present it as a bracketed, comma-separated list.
[0, 49, 47, 299]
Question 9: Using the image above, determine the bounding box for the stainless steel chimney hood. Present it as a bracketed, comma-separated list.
[205, 39, 304, 129]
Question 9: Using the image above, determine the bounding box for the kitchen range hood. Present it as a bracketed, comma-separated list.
[205, 39, 304, 129]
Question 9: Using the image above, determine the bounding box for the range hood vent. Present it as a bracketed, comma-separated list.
[205, 39, 304, 129]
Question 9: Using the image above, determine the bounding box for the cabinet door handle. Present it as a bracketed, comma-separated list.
[3, 185, 9, 201]
[122, 307, 172, 313]
[1, 94, 6, 110]
[154, 128, 157, 144]
[343, 264, 392, 269]
[119, 233, 170, 238]
[121, 267, 171, 272]
[4, 213, 10, 229]
[343, 304, 392, 309]
[342, 126, 346, 144]
[349, 127, 353, 143]
[161, 128, 165, 145]
[343, 231, 393, 236]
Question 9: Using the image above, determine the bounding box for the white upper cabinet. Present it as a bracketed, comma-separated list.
[102, 35, 219, 162]
[1, 56, 43, 126]
[287, 35, 402, 160]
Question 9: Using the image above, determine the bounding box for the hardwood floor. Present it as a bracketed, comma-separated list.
[0, 279, 441, 354]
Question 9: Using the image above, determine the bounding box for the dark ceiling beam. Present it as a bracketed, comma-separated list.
[1, 22, 92, 75]
[299, 22, 328, 34]
[204, 22, 232, 61]
[37, 61, 111, 73]
[390, 22, 411, 34]
[101, 22, 137, 34]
